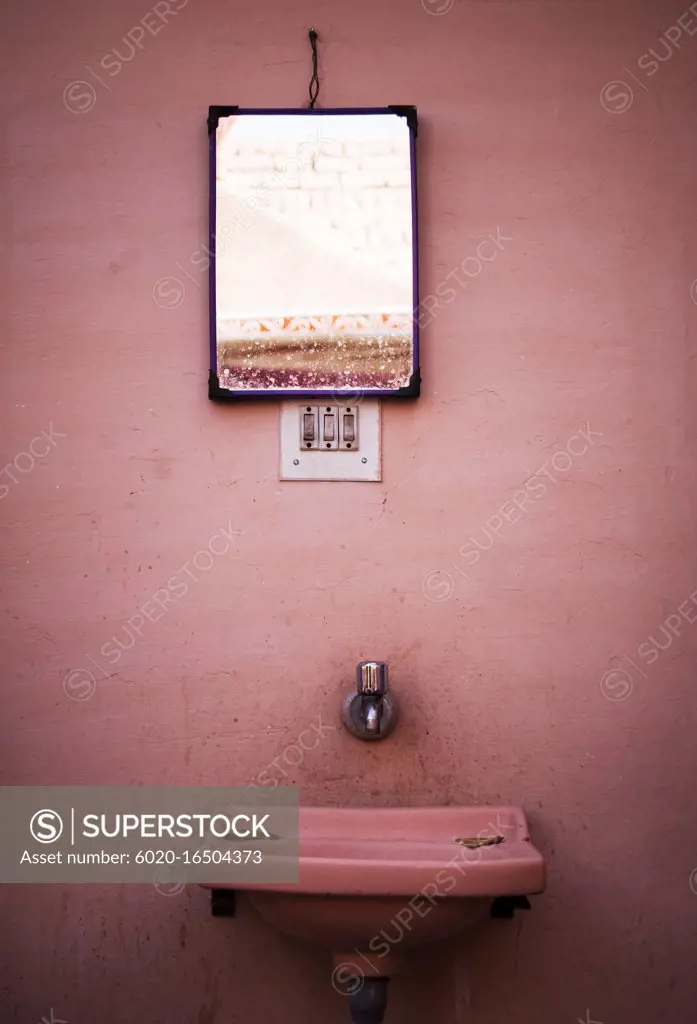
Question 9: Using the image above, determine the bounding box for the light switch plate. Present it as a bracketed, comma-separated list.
[280, 401, 381, 481]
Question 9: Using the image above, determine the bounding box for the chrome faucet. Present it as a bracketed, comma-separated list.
[341, 661, 398, 741]
[358, 661, 387, 734]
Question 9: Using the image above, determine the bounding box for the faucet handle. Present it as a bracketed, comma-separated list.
[356, 661, 388, 695]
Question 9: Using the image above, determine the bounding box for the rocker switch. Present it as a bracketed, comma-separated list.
[300, 406, 319, 449]
[321, 407, 339, 449]
[303, 414, 315, 441]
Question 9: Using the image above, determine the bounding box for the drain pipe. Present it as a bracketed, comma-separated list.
[347, 978, 390, 1023]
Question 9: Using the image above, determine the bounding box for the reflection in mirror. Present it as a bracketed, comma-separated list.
[209, 109, 418, 399]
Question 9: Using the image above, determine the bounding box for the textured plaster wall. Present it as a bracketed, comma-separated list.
[1, 0, 697, 1021]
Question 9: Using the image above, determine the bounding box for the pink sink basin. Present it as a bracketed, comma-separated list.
[204, 806, 545, 977]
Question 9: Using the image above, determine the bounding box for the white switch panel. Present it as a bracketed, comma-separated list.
[280, 401, 381, 481]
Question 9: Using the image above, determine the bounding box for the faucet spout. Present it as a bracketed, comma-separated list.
[364, 699, 381, 733]
[341, 661, 397, 741]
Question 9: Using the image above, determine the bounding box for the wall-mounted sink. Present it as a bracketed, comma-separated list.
[203, 805, 544, 1020]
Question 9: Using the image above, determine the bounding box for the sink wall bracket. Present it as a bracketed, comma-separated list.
[490, 895, 531, 918]
[210, 889, 237, 917]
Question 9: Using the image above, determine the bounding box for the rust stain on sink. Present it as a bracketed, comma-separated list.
[453, 836, 506, 848]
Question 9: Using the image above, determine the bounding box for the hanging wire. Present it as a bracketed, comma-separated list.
[307, 28, 320, 108]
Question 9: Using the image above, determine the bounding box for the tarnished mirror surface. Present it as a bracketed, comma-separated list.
[208, 107, 419, 400]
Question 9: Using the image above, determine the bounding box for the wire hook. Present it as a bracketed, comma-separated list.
[308, 28, 320, 108]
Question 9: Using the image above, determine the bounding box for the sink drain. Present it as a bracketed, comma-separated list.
[453, 835, 505, 848]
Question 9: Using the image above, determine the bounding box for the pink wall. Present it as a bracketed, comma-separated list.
[2, 0, 697, 1020]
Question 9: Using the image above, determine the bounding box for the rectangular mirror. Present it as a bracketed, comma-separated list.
[208, 106, 419, 401]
